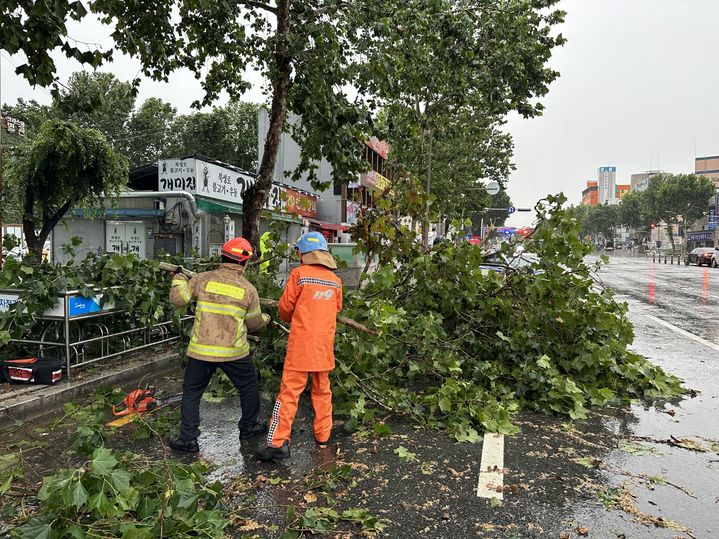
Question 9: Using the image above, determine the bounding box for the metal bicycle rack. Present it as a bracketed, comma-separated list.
[0, 287, 193, 379]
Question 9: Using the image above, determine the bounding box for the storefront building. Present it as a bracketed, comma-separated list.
[257, 110, 392, 242]
[51, 155, 317, 263]
[686, 230, 715, 249]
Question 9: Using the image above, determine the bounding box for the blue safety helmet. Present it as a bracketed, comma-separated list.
[294, 231, 328, 254]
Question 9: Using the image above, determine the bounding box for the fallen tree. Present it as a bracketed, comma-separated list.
[157, 262, 379, 336]
[318, 193, 685, 441]
[0, 195, 684, 442]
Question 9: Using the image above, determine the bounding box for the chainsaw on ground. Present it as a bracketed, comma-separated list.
[108, 384, 182, 427]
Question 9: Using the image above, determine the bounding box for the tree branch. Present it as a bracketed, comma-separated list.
[238, 0, 278, 14]
[40, 198, 76, 240]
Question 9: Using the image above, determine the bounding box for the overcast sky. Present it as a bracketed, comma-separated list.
[2, 0, 718, 228]
[505, 0, 719, 226]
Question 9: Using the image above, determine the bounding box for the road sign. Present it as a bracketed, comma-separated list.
[507, 206, 516, 215]
[485, 181, 500, 196]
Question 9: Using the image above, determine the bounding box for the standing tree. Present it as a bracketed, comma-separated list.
[356, 1, 565, 243]
[382, 106, 515, 221]
[644, 174, 715, 254]
[585, 204, 618, 246]
[52, 72, 136, 150]
[616, 190, 650, 246]
[125, 97, 178, 169]
[169, 102, 260, 171]
[2, 0, 566, 250]
[9, 120, 127, 259]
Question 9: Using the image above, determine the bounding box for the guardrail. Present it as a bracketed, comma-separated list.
[0, 288, 192, 379]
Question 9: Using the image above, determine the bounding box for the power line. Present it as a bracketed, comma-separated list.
[0, 52, 55, 101]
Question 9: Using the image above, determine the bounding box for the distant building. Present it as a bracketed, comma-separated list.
[597, 166, 616, 204]
[630, 170, 663, 192]
[616, 184, 631, 199]
[695, 156, 719, 188]
[581, 181, 598, 206]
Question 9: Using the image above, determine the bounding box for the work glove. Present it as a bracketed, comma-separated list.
[172, 271, 188, 281]
[261, 313, 271, 326]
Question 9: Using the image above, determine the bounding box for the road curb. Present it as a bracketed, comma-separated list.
[0, 352, 181, 422]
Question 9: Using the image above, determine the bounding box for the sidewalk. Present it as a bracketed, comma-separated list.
[0, 347, 180, 422]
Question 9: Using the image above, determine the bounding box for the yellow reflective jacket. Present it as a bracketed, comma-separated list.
[170, 263, 268, 362]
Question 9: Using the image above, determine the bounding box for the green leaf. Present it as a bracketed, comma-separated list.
[0, 474, 12, 495]
[121, 526, 153, 539]
[16, 517, 53, 539]
[109, 468, 132, 493]
[65, 524, 86, 539]
[88, 489, 112, 517]
[90, 447, 118, 476]
[62, 477, 88, 508]
[394, 446, 418, 463]
[372, 423, 392, 437]
[536, 355, 551, 369]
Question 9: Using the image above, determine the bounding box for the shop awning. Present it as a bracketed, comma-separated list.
[196, 197, 302, 224]
[309, 219, 347, 231]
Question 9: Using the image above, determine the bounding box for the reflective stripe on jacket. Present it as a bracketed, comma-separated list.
[279, 263, 342, 372]
[170, 263, 267, 362]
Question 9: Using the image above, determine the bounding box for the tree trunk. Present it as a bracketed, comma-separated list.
[22, 183, 74, 263]
[21, 182, 42, 261]
[242, 0, 292, 253]
[422, 126, 433, 249]
[666, 223, 675, 253]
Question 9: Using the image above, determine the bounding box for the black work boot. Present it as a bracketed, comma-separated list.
[168, 437, 199, 453]
[314, 433, 332, 446]
[257, 441, 291, 462]
[239, 422, 268, 441]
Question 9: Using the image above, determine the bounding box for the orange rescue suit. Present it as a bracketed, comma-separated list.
[267, 261, 342, 447]
[278, 264, 342, 371]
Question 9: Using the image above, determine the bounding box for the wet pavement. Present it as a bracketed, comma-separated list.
[193, 256, 719, 538]
[2, 255, 719, 538]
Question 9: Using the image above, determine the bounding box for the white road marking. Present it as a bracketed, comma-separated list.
[645, 314, 719, 353]
[476, 433, 504, 500]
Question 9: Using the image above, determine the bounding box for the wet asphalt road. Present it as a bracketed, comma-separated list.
[201, 254, 718, 538]
[3, 255, 719, 538]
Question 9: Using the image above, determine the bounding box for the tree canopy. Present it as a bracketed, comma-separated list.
[10, 120, 128, 258]
[572, 173, 717, 251]
[1, 0, 567, 250]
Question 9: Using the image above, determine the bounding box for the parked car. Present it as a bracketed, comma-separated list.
[684, 247, 718, 267]
[480, 251, 542, 273]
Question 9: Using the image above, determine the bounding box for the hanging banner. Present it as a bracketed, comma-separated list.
[284, 189, 318, 218]
[192, 221, 203, 255]
[366, 137, 390, 159]
[360, 170, 390, 191]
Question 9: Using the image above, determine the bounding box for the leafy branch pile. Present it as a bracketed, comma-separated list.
[17, 448, 227, 539]
[326, 194, 684, 440]
[1, 196, 685, 443]
[0, 246, 216, 348]
[1, 390, 226, 539]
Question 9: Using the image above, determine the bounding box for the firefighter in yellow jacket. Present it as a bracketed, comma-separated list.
[168, 237, 270, 453]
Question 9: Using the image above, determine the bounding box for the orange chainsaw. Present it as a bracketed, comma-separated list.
[108, 385, 182, 427]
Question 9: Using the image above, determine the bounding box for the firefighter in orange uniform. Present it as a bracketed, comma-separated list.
[258, 232, 342, 461]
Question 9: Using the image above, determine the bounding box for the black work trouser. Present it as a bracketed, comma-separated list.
[179, 355, 260, 440]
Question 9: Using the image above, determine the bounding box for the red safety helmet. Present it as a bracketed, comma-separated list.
[221, 237, 253, 262]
